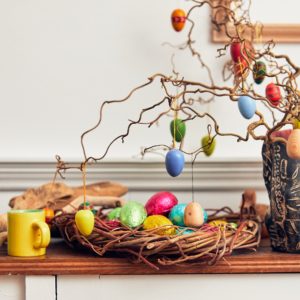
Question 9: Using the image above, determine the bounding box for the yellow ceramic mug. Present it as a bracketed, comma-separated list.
[8, 209, 51, 257]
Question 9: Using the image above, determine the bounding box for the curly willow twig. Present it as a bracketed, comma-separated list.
[54, 0, 300, 175]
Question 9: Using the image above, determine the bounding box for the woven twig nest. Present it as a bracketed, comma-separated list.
[53, 207, 261, 270]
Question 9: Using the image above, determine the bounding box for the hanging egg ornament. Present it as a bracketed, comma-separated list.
[238, 96, 256, 119]
[143, 215, 176, 236]
[287, 129, 300, 159]
[266, 83, 281, 106]
[145, 191, 178, 216]
[170, 118, 186, 142]
[171, 9, 186, 32]
[253, 61, 266, 84]
[184, 202, 204, 227]
[233, 58, 249, 78]
[230, 40, 254, 63]
[107, 207, 122, 221]
[165, 149, 185, 177]
[75, 209, 95, 236]
[201, 135, 216, 156]
[120, 201, 147, 228]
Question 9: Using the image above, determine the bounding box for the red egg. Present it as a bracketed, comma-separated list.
[171, 9, 186, 32]
[266, 83, 281, 106]
[230, 40, 254, 63]
[145, 191, 178, 215]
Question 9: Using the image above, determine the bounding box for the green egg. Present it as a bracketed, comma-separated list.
[170, 118, 186, 142]
[120, 201, 147, 228]
[107, 207, 122, 220]
[201, 135, 216, 156]
[253, 61, 266, 85]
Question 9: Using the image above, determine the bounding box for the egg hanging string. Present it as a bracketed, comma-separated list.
[191, 155, 195, 203]
[82, 163, 87, 209]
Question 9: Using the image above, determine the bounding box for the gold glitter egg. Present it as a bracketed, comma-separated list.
[209, 220, 228, 229]
[143, 215, 176, 236]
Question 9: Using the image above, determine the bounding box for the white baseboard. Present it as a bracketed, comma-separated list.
[0, 160, 265, 192]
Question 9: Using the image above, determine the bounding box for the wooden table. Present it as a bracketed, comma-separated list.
[1, 239, 300, 275]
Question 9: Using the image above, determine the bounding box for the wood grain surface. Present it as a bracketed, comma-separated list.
[1, 239, 300, 275]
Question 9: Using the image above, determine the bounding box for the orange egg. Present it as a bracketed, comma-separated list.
[287, 129, 300, 159]
[171, 9, 186, 32]
[44, 207, 55, 224]
[184, 202, 204, 227]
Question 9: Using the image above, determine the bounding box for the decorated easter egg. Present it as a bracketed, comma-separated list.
[177, 228, 195, 235]
[184, 202, 204, 227]
[169, 203, 207, 226]
[169, 203, 187, 226]
[78, 201, 94, 211]
[120, 201, 147, 228]
[143, 215, 176, 235]
[229, 222, 238, 229]
[201, 135, 216, 156]
[209, 220, 228, 229]
[233, 58, 249, 78]
[170, 118, 186, 142]
[203, 209, 208, 223]
[266, 83, 281, 106]
[171, 9, 186, 32]
[253, 61, 266, 84]
[165, 149, 185, 177]
[238, 96, 256, 119]
[107, 207, 122, 221]
[145, 191, 178, 216]
[75, 209, 95, 236]
[287, 129, 300, 159]
[44, 208, 55, 224]
[230, 40, 254, 63]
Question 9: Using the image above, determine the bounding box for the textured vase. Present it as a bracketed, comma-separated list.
[262, 137, 300, 252]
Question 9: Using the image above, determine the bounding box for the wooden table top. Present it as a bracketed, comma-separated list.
[1, 239, 300, 275]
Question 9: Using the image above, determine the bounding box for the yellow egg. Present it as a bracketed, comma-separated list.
[209, 220, 228, 228]
[143, 215, 176, 235]
[75, 209, 95, 236]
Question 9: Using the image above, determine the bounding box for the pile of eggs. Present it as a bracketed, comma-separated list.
[107, 191, 234, 236]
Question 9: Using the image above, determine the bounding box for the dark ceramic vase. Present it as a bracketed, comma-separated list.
[262, 137, 300, 252]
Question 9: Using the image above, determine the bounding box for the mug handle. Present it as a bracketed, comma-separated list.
[32, 221, 51, 249]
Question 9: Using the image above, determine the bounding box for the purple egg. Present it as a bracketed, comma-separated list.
[145, 191, 178, 215]
[165, 149, 185, 177]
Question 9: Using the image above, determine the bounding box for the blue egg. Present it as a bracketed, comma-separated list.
[176, 227, 196, 235]
[169, 203, 187, 226]
[238, 96, 256, 119]
[165, 149, 185, 177]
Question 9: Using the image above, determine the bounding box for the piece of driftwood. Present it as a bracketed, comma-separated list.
[62, 195, 125, 213]
[9, 181, 128, 211]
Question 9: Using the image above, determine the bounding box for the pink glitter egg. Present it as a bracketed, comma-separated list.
[145, 191, 178, 216]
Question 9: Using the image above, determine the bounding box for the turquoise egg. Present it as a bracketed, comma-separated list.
[169, 203, 208, 226]
[169, 203, 187, 226]
[238, 96, 256, 119]
[203, 209, 208, 223]
[176, 227, 195, 235]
